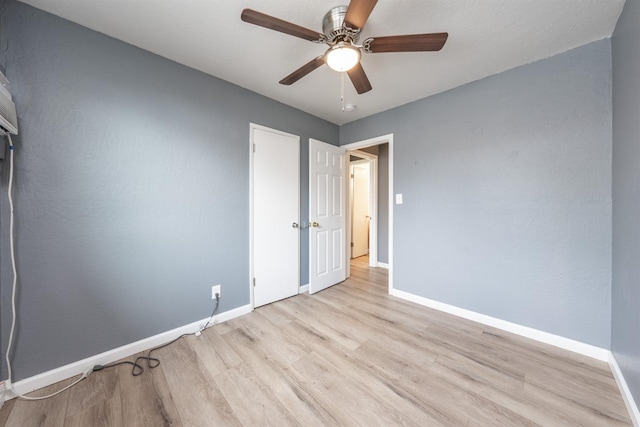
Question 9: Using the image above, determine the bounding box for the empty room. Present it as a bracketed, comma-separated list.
[0, 0, 638, 425]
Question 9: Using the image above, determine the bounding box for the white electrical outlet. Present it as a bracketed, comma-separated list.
[211, 285, 221, 299]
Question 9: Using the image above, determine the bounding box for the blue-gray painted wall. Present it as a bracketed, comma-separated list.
[340, 40, 613, 348]
[612, 0, 640, 407]
[0, 0, 337, 380]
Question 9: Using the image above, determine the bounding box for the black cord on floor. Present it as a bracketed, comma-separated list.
[93, 295, 220, 377]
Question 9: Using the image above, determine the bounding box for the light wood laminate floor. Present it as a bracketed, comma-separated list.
[0, 256, 632, 426]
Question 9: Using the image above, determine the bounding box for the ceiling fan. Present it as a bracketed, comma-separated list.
[241, 0, 448, 95]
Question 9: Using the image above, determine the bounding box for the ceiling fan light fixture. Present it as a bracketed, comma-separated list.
[325, 42, 361, 72]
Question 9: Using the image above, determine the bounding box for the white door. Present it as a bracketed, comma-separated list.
[252, 125, 299, 308]
[309, 139, 347, 294]
[351, 163, 370, 258]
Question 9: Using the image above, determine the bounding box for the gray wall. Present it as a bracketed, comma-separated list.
[612, 0, 640, 406]
[341, 40, 613, 348]
[0, 0, 337, 380]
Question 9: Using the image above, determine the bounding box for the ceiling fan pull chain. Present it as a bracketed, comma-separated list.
[341, 72, 345, 112]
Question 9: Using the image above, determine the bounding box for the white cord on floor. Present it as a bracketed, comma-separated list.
[3, 134, 91, 401]
[4, 134, 17, 388]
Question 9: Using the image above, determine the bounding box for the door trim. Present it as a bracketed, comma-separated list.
[348, 149, 378, 268]
[341, 134, 394, 293]
[249, 123, 301, 309]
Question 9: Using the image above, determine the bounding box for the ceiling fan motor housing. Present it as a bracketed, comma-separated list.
[322, 6, 360, 45]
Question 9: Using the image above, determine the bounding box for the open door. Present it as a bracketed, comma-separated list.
[309, 139, 347, 294]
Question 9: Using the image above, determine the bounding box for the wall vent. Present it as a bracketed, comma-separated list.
[0, 70, 18, 135]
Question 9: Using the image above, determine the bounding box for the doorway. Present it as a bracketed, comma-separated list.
[343, 134, 393, 292]
[349, 154, 374, 261]
[347, 148, 379, 270]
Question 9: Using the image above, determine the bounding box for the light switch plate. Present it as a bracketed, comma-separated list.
[395, 194, 403, 204]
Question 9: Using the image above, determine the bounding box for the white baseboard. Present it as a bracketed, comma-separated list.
[299, 284, 309, 294]
[5, 303, 252, 399]
[0, 381, 6, 410]
[609, 353, 640, 426]
[377, 262, 389, 269]
[389, 288, 610, 362]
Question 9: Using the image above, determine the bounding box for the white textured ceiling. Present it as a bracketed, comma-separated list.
[18, 0, 625, 125]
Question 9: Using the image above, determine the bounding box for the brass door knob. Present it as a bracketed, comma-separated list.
[311, 222, 319, 228]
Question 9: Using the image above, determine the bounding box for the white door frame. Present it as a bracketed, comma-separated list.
[348, 150, 378, 268]
[342, 134, 393, 293]
[249, 123, 300, 309]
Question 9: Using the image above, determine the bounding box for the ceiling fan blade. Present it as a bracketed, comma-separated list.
[344, 0, 378, 30]
[279, 56, 326, 85]
[367, 33, 449, 53]
[241, 9, 323, 42]
[347, 63, 372, 94]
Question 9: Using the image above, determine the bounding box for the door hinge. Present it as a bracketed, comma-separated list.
[253, 277, 256, 287]
[253, 143, 256, 153]
[350, 242, 354, 247]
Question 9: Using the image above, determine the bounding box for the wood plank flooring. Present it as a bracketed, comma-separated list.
[0, 256, 632, 426]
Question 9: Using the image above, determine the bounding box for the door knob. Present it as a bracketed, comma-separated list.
[292, 222, 299, 228]
[311, 222, 319, 228]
